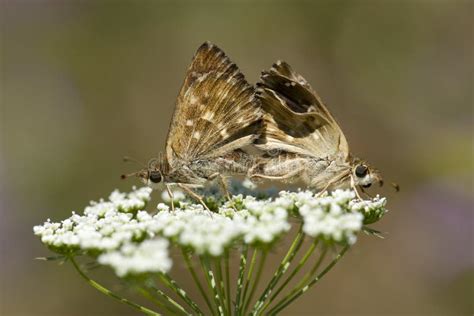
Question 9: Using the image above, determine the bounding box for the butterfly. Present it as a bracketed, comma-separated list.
[251, 61, 395, 197]
[122, 42, 262, 209]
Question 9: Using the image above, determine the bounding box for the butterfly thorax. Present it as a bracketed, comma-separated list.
[306, 155, 352, 190]
[165, 150, 254, 186]
[251, 152, 351, 191]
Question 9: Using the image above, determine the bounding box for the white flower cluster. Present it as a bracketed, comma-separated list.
[140, 204, 243, 256]
[135, 197, 291, 256]
[34, 186, 387, 277]
[293, 190, 363, 244]
[236, 195, 291, 244]
[98, 239, 172, 277]
[33, 187, 153, 252]
[349, 195, 387, 224]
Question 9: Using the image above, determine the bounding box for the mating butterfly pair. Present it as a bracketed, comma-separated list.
[122, 42, 387, 209]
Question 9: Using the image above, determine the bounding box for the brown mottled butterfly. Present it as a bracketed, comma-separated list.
[123, 42, 262, 208]
[251, 61, 397, 197]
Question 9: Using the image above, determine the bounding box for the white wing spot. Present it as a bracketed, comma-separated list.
[186, 119, 193, 126]
[193, 131, 201, 140]
[286, 135, 294, 141]
[202, 111, 215, 122]
[196, 73, 209, 83]
[190, 95, 199, 105]
[220, 129, 229, 138]
[199, 104, 206, 111]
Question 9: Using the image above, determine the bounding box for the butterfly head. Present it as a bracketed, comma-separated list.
[121, 157, 164, 189]
[351, 162, 383, 189]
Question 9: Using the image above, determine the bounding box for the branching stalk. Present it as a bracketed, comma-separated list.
[243, 250, 267, 315]
[158, 273, 204, 315]
[182, 250, 215, 315]
[234, 246, 248, 315]
[251, 225, 305, 315]
[70, 257, 161, 316]
[200, 256, 224, 315]
[268, 245, 350, 314]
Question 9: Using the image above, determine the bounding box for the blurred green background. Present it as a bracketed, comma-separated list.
[1, 0, 472, 315]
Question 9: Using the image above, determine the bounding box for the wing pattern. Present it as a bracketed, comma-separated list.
[256, 61, 349, 159]
[165, 42, 262, 165]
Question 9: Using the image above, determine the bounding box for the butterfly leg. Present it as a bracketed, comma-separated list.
[315, 171, 353, 197]
[250, 165, 306, 182]
[207, 173, 236, 210]
[209, 173, 232, 201]
[315, 177, 341, 198]
[219, 175, 232, 201]
[177, 183, 211, 213]
[349, 176, 365, 200]
[359, 186, 373, 199]
[166, 184, 175, 211]
[315, 182, 331, 198]
[354, 189, 364, 200]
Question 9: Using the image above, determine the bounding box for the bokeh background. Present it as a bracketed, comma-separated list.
[1, 1, 472, 315]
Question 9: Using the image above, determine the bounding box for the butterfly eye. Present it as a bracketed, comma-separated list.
[149, 171, 162, 183]
[355, 165, 368, 178]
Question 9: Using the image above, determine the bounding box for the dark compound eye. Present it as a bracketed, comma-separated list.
[362, 183, 372, 188]
[355, 165, 368, 178]
[149, 171, 162, 183]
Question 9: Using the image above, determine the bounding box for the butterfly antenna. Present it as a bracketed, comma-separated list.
[123, 156, 146, 168]
[391, 182, 400, 192]
[121, 171, 140, 180]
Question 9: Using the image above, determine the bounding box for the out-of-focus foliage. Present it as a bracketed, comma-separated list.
[1, 1, 472, 315]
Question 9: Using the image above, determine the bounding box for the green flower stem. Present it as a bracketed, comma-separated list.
[182, 250, 215, 316]
[239, 248, 258, 316]
[136, 287, 169, 314]
[158, 274, 204, 316]
[264, 239, 320, 311]
[250, 225, 305, 315]
[139, 286, 189, 316]
[293, 245, 328, 292]
[260, 244, 328, 315]
[136, 287, 165, 310]
[268, 245, 350, 315]
[224, 251, 232, 315]
[200, 256, 224, 315]
[213, 257, 228, 315]
[70, 257, 161, 316]
[242, 250, 268, 315]
[234, 246, 248, 315]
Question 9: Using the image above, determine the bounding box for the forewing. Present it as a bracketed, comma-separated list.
[256, 61, 349, 158]
[165, 42, 262, 163]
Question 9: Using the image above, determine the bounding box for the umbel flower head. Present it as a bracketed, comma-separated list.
[34, 184, 388, 315]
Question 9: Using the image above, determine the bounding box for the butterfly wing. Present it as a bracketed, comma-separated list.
[256, 61, 349, 159]
[165, 42, 262, 165]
